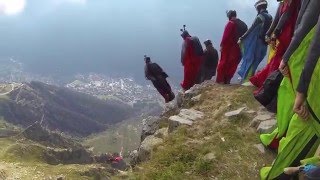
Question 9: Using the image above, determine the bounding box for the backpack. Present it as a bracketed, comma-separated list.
[254, 70, 283, 113]
[190, 36, 204, 56]
[233, 19, 248, 39]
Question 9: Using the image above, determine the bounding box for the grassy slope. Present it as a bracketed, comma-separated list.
[84, 119, 141, 155]
[131, 85, 275, 180]
[0, 137, 111, 179]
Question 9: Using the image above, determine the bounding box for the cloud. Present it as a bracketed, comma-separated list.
[0, 0, 26, 15]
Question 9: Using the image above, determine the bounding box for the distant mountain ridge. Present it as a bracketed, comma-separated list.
[0, 81, 134, 137]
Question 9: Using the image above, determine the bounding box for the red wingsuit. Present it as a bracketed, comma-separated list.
[181, 37, 202, 90]
[216, 20, 241, 84]
[249, 0, 300, 88]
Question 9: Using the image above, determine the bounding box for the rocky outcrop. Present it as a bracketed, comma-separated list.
[168, 109, 204, 132]
[257, 119, 277, 134]
[131, 82, 212, 166]
[249, 110, 276, 134]
[22, 122, 81, 149]
[141, 117, 160, 142]
[138, 135, 164, 162]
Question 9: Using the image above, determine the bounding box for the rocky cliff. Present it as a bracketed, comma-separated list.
[127, 81, 277, 179]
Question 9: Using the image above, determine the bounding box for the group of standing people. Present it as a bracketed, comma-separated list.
[145, 0, 320, 178]
[221, 0, 320, 179]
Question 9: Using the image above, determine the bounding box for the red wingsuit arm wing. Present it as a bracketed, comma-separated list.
[220, 21, 235, 48]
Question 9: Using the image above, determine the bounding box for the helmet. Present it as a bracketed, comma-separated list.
[181, 30, 190, 38]
[144, 55, 151, 63]
[255, 0, 268, 9]
[226, 10, 237, 19]
[204, 39, 212, 46]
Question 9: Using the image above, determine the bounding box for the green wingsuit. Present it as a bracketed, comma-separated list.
[260, 0, 320, 150]
[260, 15, 320, 179]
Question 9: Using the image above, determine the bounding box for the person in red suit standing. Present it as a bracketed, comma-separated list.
[216, 10, 243, 84]
[180, 26, 203, 90]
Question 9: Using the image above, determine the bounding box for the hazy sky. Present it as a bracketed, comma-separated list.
[0, 0, 278, 82]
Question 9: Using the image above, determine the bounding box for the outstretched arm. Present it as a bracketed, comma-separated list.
[297, 15, 320, 96]
[181, 41, 187, 65]
[240, 17, 262, 40]
[294, 15, 320, 120]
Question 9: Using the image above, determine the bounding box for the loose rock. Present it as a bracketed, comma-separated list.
[225, 107, 246, 117]
[257, 119, 277, 134]
[254, 144, 266, 154]
[203, 153, 216, 161]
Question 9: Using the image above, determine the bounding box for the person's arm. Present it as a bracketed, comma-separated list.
[155, 63, 164, 73]
[297, 15, 320, 96]
[144, 65, 151, 80]
[214, 49, 219, 63]
[266, 3, 282, 37]
[181, 41, 187, 65]
[295, 0, 309, 28]
[220, 21, 235, 49]
[274, 3, 293, 38]
[283, 0, 320, 63]
[240, 16, 262, 40]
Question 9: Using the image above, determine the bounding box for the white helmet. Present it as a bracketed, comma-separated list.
[254, 0, 268, 9]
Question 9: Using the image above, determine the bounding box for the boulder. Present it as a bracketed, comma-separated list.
[245, 110, 257, 114]
[168, 116, 193, 132]
[257, 119, 277, 134]
[191, 94, 202, 102]
[129, 150, 139, 166]
[254, 144, 266, 154]
[250, 114, 273, 128]
[203, 153, 216, 161]
[225, 107, 246, 117]
[175, 91, 184, 108]
[168, 109, 204, 132]
[141, 117, 160, 142]
[154, 128, 169, 139]
[138, 135, 163, 162]
[184, 84, 202, 98]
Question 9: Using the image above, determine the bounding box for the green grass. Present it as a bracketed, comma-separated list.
[84, 119, 141, 155]
[0, 137, 113, 179]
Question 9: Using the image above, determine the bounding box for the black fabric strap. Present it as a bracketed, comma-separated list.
[307, 101, 320, 124]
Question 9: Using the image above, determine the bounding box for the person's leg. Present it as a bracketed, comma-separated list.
[216, 52, 227, 84]
[225, 49, 241, 84]
[260, 115, 320, 180]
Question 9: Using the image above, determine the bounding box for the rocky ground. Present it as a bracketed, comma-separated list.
[125, 81, 277, 179]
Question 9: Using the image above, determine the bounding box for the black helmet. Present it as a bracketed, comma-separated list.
[144, 55, 151, 63]
[226, 10, 237, 20]
[204, 39, 212, 46]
